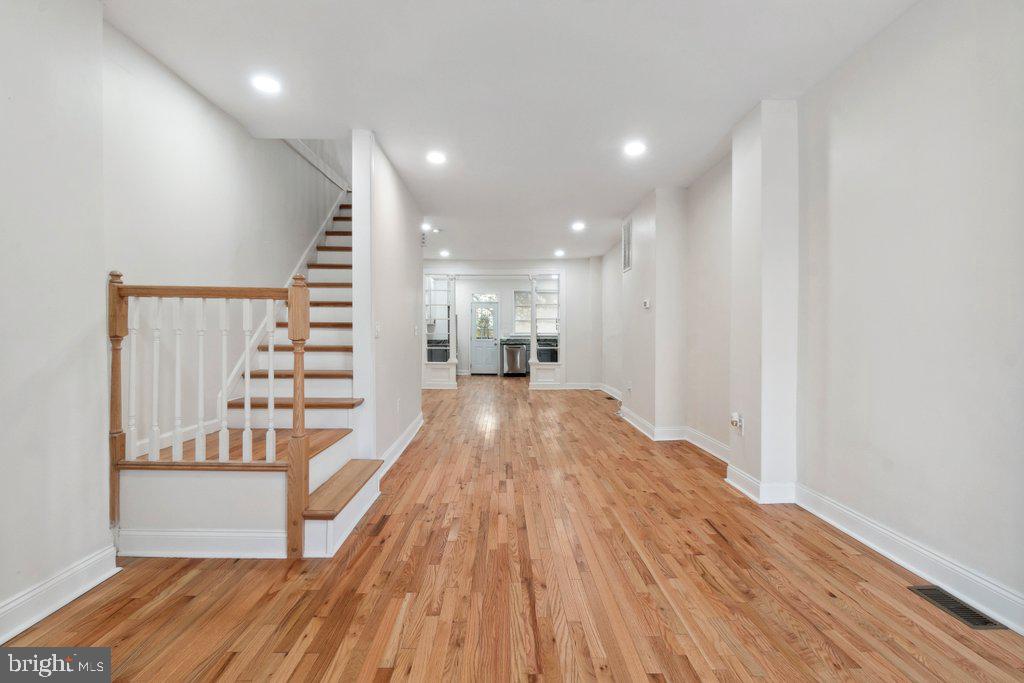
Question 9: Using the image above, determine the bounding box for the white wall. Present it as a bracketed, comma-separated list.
[424, 259, 602, 387]
[620, 193, 658, 422]
[371, 141, 424, 453]
[0, 0, 114, 640]
[683, 156, 732, 447]
[798, 0, 1024, 604]
[103, 23, 344, 443]
[600, 247, 623, 395]
[654, 187, 688, 430]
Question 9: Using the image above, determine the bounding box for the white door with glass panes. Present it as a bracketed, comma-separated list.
[470, 301, 499, 374]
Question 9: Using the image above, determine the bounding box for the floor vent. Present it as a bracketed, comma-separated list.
[908, 586, 1005, 629]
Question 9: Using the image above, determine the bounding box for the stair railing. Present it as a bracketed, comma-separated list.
[107, 272, 311, 557]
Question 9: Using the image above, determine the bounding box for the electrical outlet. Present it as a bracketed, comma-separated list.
[730, 412, 744, 434]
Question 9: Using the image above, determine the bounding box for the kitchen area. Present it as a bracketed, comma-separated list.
[422, 271, 563, 388]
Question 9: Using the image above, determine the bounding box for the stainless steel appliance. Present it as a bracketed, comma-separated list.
[499, 338, 530, 375]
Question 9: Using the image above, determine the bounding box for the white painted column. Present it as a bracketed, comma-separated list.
[528, 276, 539, 365]
[726, 100, 799, 504]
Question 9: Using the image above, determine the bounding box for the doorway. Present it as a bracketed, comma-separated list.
[470, 300, 499, 374]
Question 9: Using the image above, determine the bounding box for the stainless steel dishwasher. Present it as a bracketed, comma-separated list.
[500, 339, 529, 375]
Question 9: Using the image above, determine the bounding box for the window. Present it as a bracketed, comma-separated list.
[514, 290, 531, 335]
[471, 293, 498, 302]
[622, 219, 632, 272]
[535, 275, 560, 363]
[424, 275, 452, 362]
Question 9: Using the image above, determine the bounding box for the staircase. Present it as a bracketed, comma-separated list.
[107, 196, 382, 559]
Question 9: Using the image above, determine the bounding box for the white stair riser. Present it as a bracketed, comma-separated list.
[259, 351, 352, 371]
[324, 235, 352, 247]
[307, 268, 352, 283]
[227, 408, 355, 429]
[307, 439, 356, 493]
[271, 327, 351, 345]
[311, 307, 352, 323]
[250, 377, 353, 398]
[316, 251, 352, 265]
[309, 288, 353, 302]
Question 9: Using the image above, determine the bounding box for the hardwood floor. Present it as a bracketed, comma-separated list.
[8, 377, 1024, 680]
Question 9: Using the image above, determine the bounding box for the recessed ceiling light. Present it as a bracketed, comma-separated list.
[623, 140, 647, 157]
[554, 249, 565, 257]
[571, 221, 586, 232]
[439, 249, 450, 258]
[426, 151, 447, 165]
[421, 222, 432, 232]
[250, 74, 281, 95]
[432, 228, 440, 234]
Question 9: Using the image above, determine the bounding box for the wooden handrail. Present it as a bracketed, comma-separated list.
[117, 285, 288, 300]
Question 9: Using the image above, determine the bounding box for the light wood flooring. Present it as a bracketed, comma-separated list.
[7, 376, 1023, 680]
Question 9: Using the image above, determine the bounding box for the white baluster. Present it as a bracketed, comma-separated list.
[126, 297, 140, 460]
[172, 298, 183, 460]
[265, 300, 276, 462]
[219, 299, 229, 461]
[195, 299, 206, 461]
[148, 298, 162, 461]
[241, 300, 253, 462]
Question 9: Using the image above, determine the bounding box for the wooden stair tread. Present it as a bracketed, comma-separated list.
[332, 216, 352, 222]
[307, 264, 351, 269]
[276, 321, 352, 329]
[228, 397, 364, 409]
[304, 459, 383, 520]
[307, 282, 352, 288]
[250, 369, 352, 379]
[310, 301, 352, 307]
[325, 230, 352, 237]
[339, 203, 352, 209]
[258, 343, 352, 352]
[115, 428, 351, 471]
[317, 246, 352, 252]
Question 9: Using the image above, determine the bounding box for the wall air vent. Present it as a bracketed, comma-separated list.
[908, 586, 1005, 629]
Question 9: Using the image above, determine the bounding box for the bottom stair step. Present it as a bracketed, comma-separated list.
[304, 459, 383, 520]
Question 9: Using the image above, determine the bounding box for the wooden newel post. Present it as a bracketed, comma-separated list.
[107, 272, 128, 526]
[286, 275, 311, 558]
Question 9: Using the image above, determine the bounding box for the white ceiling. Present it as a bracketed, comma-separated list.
[103, 0, 915, 260]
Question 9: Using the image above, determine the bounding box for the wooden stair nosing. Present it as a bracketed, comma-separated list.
[227, 397, 365, 410]
[325, 230, 352, 237]
[276, 321, 352, 329]
[339, 203, 352, 209]
[332, 216, 352, 222]
[115, 427, 352, 471]
[316, 246, 353, 252]
[258, 343, 353, 352]
[310, 301, 352, 307]
[250, 369, 353, 379]
[303, 459, 383, 520]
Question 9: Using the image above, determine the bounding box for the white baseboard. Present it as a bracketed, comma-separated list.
[529, 382, 599, 391]
[117, 529, 286, 559]
[619, 406, 656, 440]
[422, 380, 457, 389]
[596, 384, 622, 400]
[724, 465, 794, 504]
[725, 465, 761, 502]
[618, 410, 731, 463]
[796, 484, 1024, 635]
[0, 545, 120, 644]
[379, 412, 424, 477]
[683, 428, 730, 462]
